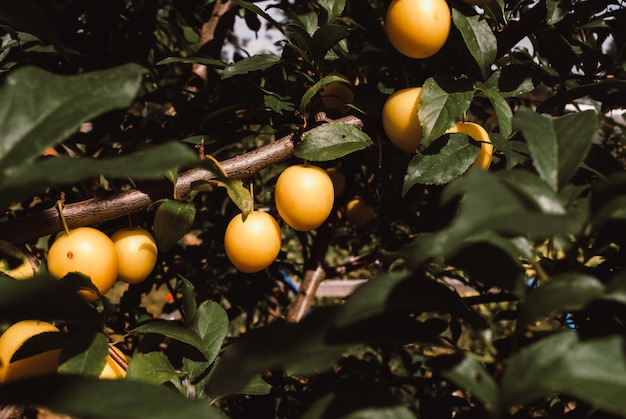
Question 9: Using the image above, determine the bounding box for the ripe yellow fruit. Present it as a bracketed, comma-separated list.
[275, 164, 335, 231]
[385, 0, 451, 59]
[99, 346, 127, 380]
[224, 211, 282, 273]
[382, 87, 423, 153]
[446, 121, 493, 170]
[111, 227, 158, 284]
[320, 76, 354, 116]
[326, 168, 346, 197]
[47, 227, 119, 301]
[0, 320, 61, 383]
[346, 198, 375, 227]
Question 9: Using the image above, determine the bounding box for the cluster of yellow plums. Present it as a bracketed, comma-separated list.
[383, 0, 494, 166]
[223, 164, 377, 274]
[382, 87, 493, 168]
[0, 225, 158, 384]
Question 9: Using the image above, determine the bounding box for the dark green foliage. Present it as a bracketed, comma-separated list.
[0, 0, 625, 418]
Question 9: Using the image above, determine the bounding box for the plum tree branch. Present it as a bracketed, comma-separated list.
[0, 115, 363, 245]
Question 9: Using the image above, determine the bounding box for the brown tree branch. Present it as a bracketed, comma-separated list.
[186, 0, 237, 93]
[0, 116, 363, 245]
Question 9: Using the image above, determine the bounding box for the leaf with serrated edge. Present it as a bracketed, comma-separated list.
[126, 352, 184, 385]
[189, 301, 229, 366]
[296, 122, 372, 161]
[403, 133, 479, 193]
[299, 74, 348, 115]
[452, 9, 497, 79]
[222, 54, 280, 79]
[418, 78, 474, 149]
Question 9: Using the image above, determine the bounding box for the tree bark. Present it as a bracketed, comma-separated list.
[0, 116, 363, 245]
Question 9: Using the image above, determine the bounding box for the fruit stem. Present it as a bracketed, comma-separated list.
[109, 345, 128, 371]
[56, 193, 71, 236]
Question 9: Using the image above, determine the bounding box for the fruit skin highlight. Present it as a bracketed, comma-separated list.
[224, 211, 282, 273]
[385, 0, 451, 59]
[274, 164, 335, 232]
[47, 226, 119, 301]
[446, 121, 493, 170]
[382, 87, 423, 153]
[111, 227, 158, 284]
[0, 320, 61, 384]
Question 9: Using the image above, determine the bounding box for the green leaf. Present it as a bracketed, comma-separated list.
[429, 353, 501, 415]
[206, 307, 352, 396]
[58, 332, 108, 377]
[238, 374, 272, 395]
[189, 301, 229, 366]
[440, 169, 587, 243]
[156, 56, 225, 68]
[317, 0, 346, 23]
[299, 74, 348, 115]
[295, 122, 372, 161]
[483, 66, 534, 98]
[478, 85, 513, 139]
[403, 133, 479, 192]
[554, 110, 597, 189]
[131, 320, 211, 361]
[0, 275, 97, 324]
[497, 170, 566, 214]
[516, 273, 605, 335]
[501, 333, 626, 416]
[222, 54, 280, 79]
[0, 142, 198, 210]
[126, 352, 185, 385]
[311, 24, 348, 63]
[538, 79, 626, 113]
[152, 199, 197, 252]
[0, 64, 145, 169]
[512, 107, 558, 190]
[418, 77, 474, 149]
[0, 0, 66, 55]
[0, 375, 224, 419]
[452, 9, 497, 79]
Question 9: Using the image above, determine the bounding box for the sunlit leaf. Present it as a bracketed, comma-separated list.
[58, 332, 108, 377]
[296, 122, 372, 161]
[188, 300, 229, 366]
[126, 352, 184, 385]
[418, 77, 474, 148]
[317, 0, 346, 23]
[452, 9, 497, 79]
